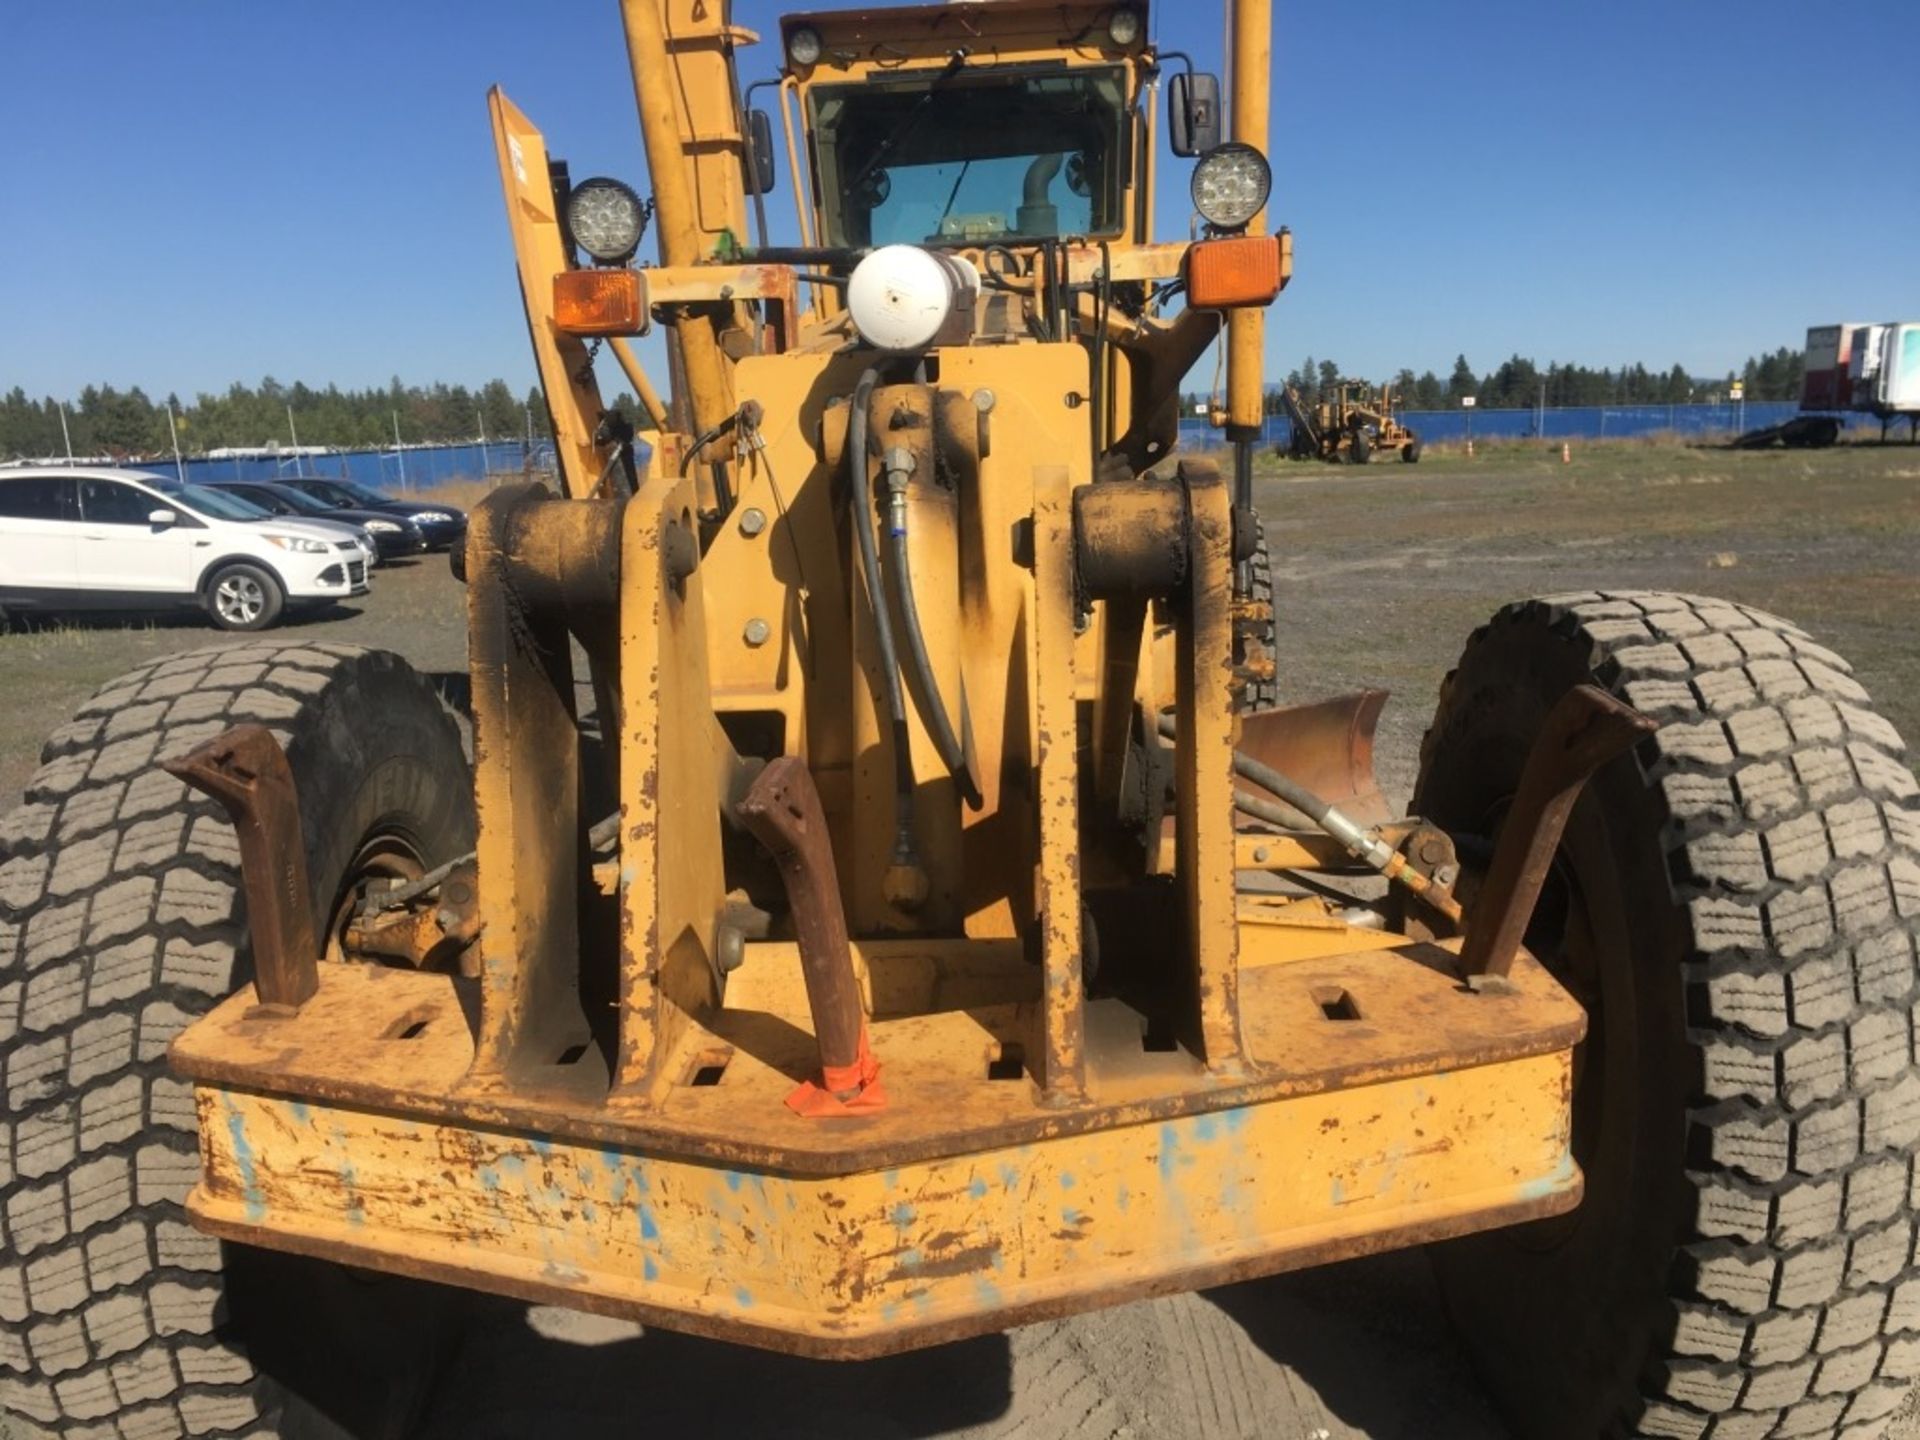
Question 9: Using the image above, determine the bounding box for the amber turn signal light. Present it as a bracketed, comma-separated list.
[554, 268, 645, 335]
[1184, 233, 1290, 311]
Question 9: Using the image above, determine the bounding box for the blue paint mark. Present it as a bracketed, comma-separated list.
[289, 1101, 310, 1125]
[1193, 1114, 1219, 1143]
[974, 1276, 1004, 1308]
[640, 1204, 660, 1241]
[735, 1286, 755, 1308]
[1157, 1124, 1180, 1183]
[582, 1203, 598, 1224]
[531, 1138, 553, 1158]
[882, 1302, 900, 1324]
[223, 1098, 266, 1224]
[884, 1169, 900, 1190]
[891, 1203, 916, 1230]
[1116, 1184, 1131, 1212]
[643, 1255, 659, 1282]
[1058, 1172, 1076, 1191]
[340, 1165, 364, 1226]
[968, 1177, 988, 1200]
[998, 1162, 1020, 1190]
[1330, 1178, 1346, 1206]
[725, 1171, 743, 1192]
[897, 1248, 922, 1270]
[497, 1154, 527, 1180]
[1519, 1151, 1578, 1202]
[1061, 1207, 1085, 1229]
[1223, 1106, 1250, 1134]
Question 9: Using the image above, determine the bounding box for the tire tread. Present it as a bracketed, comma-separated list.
[0, 642, 386, 1439]
[1439, 591, 1920, 1439]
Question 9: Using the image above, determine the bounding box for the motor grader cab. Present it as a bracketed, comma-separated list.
[6, 2, 1920, 1438]
[1282, 377, 1421, 464]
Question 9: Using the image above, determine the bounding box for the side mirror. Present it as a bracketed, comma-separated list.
[744, 109, 777, 195]
[1168, 72, 1222, 157]
[147, 508, 177, 527]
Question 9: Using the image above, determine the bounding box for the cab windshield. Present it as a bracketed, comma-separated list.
[811, 67, 1128, 248]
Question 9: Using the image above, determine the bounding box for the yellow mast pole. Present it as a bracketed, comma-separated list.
[620, 0, 740, 452]
[1224, 0, 1270, 442]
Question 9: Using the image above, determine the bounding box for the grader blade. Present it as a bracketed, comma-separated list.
[1235, 690, 1391, 827]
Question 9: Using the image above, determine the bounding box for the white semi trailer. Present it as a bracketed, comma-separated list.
[1737, 320, 1920, 447]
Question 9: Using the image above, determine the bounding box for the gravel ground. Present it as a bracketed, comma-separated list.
[4, 441, 1919, 1438]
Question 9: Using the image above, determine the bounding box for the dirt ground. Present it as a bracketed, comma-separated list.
[3, 440, 1918, 1438]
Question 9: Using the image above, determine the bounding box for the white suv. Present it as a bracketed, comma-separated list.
[0, 466, 372, 631]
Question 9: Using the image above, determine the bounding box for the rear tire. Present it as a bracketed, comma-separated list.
[1233, 514, 1278, 713]
[1346, 431, 1372, 465]
[0, 643, 476, 1437]
[205, 563, 285, 632]
[1416, 592, 1920, 1439]
[1402, 436, 1423, 463]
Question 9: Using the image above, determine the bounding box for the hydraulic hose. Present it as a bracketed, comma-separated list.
[882, 448, 983, 810]
[1156, 713, 1462, 923]
[847, 369, 917, 864]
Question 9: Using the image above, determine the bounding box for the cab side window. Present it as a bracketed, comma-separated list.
[0, 478, 76, 520]
[79, 479, 163, 525]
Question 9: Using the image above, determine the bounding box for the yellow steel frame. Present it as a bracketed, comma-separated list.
[166, 0, 1590, 1361]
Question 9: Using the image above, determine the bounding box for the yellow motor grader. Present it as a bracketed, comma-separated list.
[5, 2, 1919, 1438]
[1282, 378, 1422, 464]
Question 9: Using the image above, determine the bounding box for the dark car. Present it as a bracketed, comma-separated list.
[280, 478, 466, 551]
[203, 480, 427, 562]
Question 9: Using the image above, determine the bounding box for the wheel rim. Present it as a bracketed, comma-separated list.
[215, 573, 265, 624]
[325, 828, 447, 969]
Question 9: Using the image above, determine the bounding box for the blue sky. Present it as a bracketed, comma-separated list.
[2, 0, 1915, 402]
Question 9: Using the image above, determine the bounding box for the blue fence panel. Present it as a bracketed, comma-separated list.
[1176, 402, 1876, 452]
[131, 441, 560, 492]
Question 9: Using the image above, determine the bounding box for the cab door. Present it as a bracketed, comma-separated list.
[74, 478, 206, 595]
[0, 476, 80, 596]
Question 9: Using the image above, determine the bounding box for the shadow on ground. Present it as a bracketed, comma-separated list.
[420, 1308, 1015, 1440]
[416, 1251, 1511, 1440]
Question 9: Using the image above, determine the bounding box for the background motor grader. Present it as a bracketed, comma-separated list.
[4, 2, 1920, 1439]
[1281, 377, 1422, 463]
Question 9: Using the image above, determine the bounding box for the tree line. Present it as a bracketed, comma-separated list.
[6, 343, 1813, 461]
[1197, 346, 1807, 416]
[0, 377, 550, 462]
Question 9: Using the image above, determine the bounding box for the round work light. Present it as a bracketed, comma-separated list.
[1190, 142, 1271, 232]
[565, 177, 648, 265]
[787, 26, 823, 66]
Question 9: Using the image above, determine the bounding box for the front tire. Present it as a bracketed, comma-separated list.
[0, 643, 475, 1437]
[206, 563, 285, 631]
[1416, 592, 1920, 1439]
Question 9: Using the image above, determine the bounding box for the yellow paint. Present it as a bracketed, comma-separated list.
[486, 91, 607, 494]
[191, 1046, 1575, 1357]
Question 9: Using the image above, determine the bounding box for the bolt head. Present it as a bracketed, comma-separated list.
[743, 618, 772, 647]
[738, 506, 768, 537]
